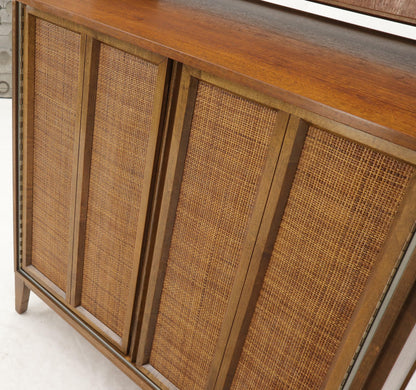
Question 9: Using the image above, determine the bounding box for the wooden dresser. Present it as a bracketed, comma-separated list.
[13, 0, 416, 388]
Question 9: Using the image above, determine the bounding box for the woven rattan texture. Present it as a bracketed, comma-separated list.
[31, 19, 80, 292]
[80, 44, 158, 337]
[150, 81, 280, 389]
[231, 126, 415, 390]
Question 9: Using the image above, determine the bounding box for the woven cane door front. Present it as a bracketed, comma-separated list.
[70, 40, 169, 351]
[21, 9, 170, 351]
[22, 15, 83, 298]
[221, 125, 416, 390]
[135, 68, 304, 389]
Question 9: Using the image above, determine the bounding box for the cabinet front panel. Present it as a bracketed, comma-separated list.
[149, 81, 281, 389]
[79, 43, 159, 338]
[230, 126, 415, 390]
[30, 18, 81, 293]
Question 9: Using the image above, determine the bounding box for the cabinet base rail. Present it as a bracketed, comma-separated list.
[14, 268, 162, 390]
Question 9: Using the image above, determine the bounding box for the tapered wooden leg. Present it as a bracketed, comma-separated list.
[15, 274, 30, 314]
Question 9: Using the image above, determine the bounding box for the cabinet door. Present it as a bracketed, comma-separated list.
[69, 37, 169, 352]
[136, 67, 308, 389]
[215, 123, 416, 390]
[21, 9, 170, 353]
[22, 13, 83, 298]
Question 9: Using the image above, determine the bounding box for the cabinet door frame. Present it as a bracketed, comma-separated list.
[15, 5, 166, 389]
[135, 65, 309, 389]
[213, 116, 416, 389]
[16, 5, 416, 389]
[315, 125, 416, 389]
[21, 8, 87, 302]
[69, 33, 170, 353]
[21, 6, 172, 353]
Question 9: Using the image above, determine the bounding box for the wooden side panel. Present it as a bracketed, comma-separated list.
[23, 15, 82, 296]
[228, 126, 416, 390]
[365, 282, 416, 389]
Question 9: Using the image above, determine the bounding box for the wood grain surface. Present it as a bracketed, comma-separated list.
[17, 0, 416, 150]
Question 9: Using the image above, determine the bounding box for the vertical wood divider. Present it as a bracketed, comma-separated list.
[136, 67, 199, 365]
[205, 109, 292, 390]
[68, 36, 100, 306]
[120, 57, 172, 353]
[21, 10, 35, 268]
[66, 31, 88, 304]
[129, 60, 180, 361]
[213, 117, 309, 390]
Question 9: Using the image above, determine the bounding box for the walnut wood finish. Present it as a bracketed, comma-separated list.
[214, 127, 416, 390]
[15, 271, 157, 390]
[136, 68, 199, 367]
[13, 1, 416, 389]
[213, 116, 308, 390]
[21, 10, 85, 300]
[15, 274, 30, 314]
[364, 282, 416, 389]
[17, 5, 172, 355]
[17, 0, 416, 150]
[137, 67, 297, 388]
[129, 60, 179, 362]
[67, 32, 170, 352]
[69, 35, 100, 308]
[346, 234, 416, 388]
[324, 175, 416, 388]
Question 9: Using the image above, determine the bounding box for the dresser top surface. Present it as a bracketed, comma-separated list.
[17, 0, 416, 149]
